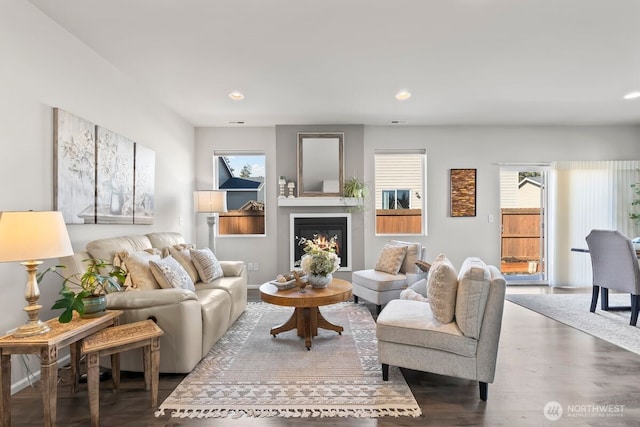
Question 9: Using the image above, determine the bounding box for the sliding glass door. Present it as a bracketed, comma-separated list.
[499, 166, 548, 285]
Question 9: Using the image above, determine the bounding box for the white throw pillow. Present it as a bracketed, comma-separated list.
[374, 243, 408, 275]
[190, 248, 224, 283]
[426, 254, 458, 323]
[149, 255, 195, 292]
[400, 278, 429, 302]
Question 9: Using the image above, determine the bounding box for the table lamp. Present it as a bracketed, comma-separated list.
[193, 190, 227, 254]
[0, 211, 74, 337]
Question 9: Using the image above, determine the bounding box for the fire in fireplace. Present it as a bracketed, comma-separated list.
[290, 214, 351, 271]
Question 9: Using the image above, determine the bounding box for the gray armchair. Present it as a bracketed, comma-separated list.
[585, 229, 640, 326]
[351, 240, 427, 314]
[376, 257, 506, 401]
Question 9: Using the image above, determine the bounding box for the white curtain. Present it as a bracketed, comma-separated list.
[548, 161, 640, 287]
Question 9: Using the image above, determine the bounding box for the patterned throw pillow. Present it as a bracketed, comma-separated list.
[190, 248, 224, 283]
[426, 254, 458, 323]
[168, 246, 200, 283]
[390, 240, 422, 274]
[114, 250, 162, 290]
[374, 243, 408, 275]
[149, 255, 195, 292]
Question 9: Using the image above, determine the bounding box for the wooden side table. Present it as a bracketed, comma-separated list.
[81, 319, 164, 427]
[0, 310, 122, 427]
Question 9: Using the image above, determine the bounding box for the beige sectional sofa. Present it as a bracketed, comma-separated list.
[61, 232, 247, 373]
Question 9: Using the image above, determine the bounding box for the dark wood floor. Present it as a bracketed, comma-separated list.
[7, 287, 640, 426]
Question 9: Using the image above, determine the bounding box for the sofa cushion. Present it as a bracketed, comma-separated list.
[168, 246, 199, 283]
[149, 255, 195, 292]
[455, 257, 491, 339]
[374, 243, 408, 275]
[352, 269, 408, 292]
[190, 248, 224, 283]
[86, 235, 152, 265]
[377, 299, 477, 358]
[115, 250, 162, 290]
[145, 232, 186, 249]
[390, 240, 422, 274]
[427, 254, 458, 324]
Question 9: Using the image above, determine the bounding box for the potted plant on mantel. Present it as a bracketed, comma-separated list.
[38, 259, 126, 323]
[343, 176, 368, 211]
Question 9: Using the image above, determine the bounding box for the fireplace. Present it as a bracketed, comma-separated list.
[290, 213, 351, 271]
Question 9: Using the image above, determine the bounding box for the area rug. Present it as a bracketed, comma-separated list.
[156, 302, 421, 419]
[506, 293, 640, 355]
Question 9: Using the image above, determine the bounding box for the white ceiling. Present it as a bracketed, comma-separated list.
[28, 0, 640, 127]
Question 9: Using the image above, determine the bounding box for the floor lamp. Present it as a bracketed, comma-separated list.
[0, 211, 73, 337]
[194, 190, 227, 254]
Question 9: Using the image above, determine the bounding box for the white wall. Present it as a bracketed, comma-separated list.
[194, 127, 276, 285]
[0, 2, 195, 388]
[193, 125, 640, 287]
[363, 126, 640, 270]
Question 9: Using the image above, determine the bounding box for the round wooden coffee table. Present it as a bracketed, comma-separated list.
[259, 278, 352, 350]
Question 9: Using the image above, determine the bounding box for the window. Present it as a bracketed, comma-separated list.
[214, 152, 266, 235]
[382, 189, 411, 209]
[375, 150, 426, 235]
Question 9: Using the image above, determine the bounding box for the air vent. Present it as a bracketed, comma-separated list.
[227, 121, 245, 125]
[389, 120, 408, 125]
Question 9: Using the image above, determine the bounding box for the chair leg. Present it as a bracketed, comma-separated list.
[590, 286, 599, 313]
[601, 288, 609, 311]
[631, 295, 640, 327]
[353, 295, 359, 304]
[382, 364, 389, 381]
[479, 382, 488, 401]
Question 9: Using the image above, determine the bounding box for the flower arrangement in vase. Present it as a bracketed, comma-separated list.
[298, 234, 341, 288]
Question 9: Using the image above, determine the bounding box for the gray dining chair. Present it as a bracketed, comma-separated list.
[585, 229, 640, 326]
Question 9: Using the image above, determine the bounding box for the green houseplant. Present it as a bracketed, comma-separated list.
[343, 176, 368, 212]
[343, 176, 368, 199]
[38, 259, 126, 323]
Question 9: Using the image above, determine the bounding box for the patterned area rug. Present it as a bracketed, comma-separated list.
[506, 293, 640, 355]
[156, 302, 421, 419]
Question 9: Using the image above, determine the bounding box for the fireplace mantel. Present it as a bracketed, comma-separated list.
[278, 197, 359, 207]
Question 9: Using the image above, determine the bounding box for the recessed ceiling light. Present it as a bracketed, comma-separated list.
[395, 90, 411, 101]
[228, 91, 245, 100]
[623, 91, 640, 100]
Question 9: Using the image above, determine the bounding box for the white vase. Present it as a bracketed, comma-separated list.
[308, 273, 332, 288]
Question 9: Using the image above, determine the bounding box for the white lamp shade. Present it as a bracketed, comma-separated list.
[0, 211, 74, 262]
[194, 190, 228, 213]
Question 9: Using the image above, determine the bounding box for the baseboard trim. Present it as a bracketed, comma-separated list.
[10, 354, 71, 395]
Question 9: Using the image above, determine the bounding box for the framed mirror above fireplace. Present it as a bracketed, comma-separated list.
[297, 133, 344, 197]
